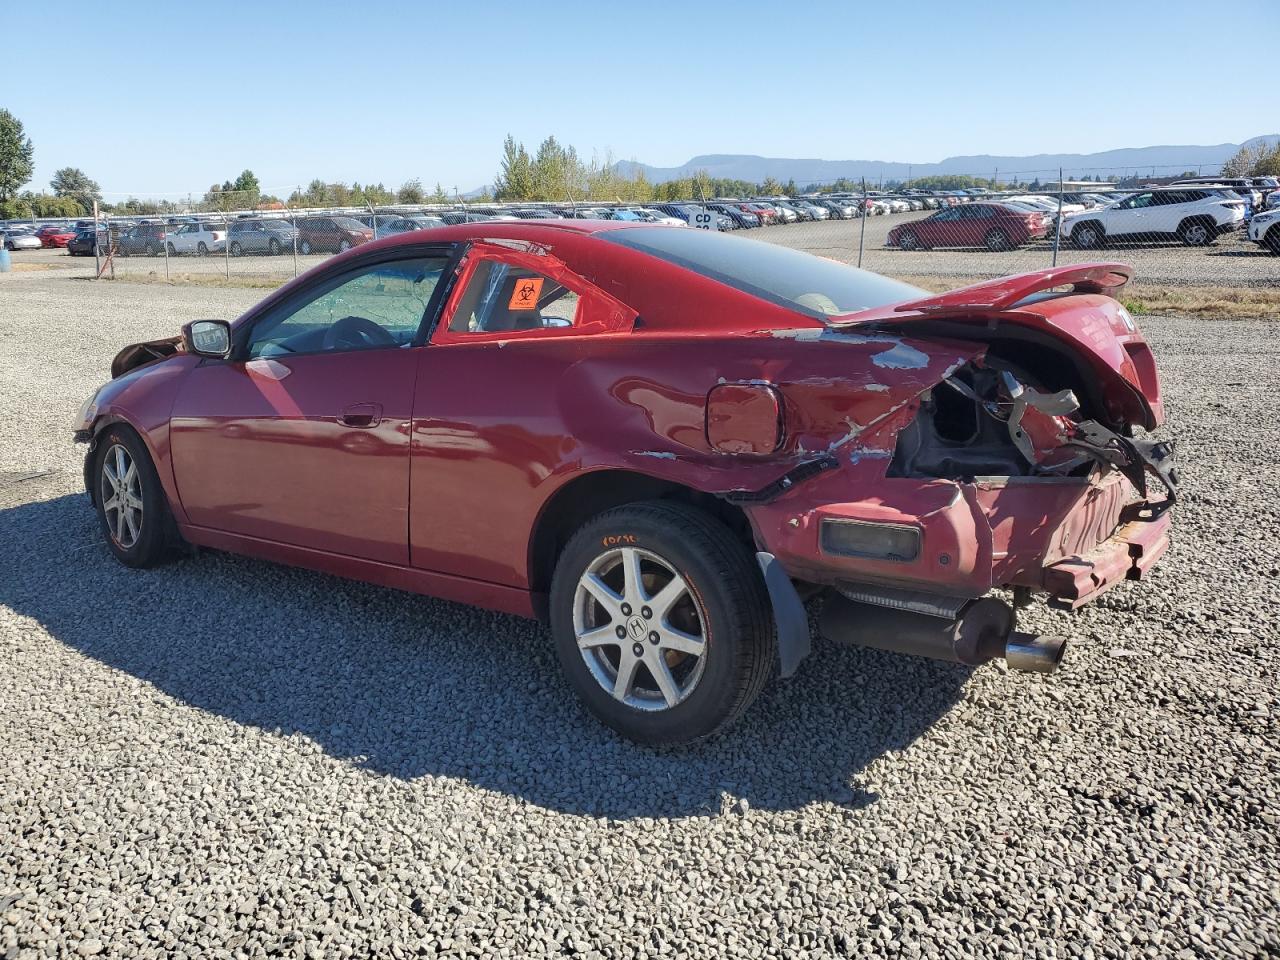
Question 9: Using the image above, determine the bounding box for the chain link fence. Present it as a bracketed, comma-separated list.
[4, 170, 1276, 293]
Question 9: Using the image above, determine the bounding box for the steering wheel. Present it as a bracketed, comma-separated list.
[322, 315, 397, 351]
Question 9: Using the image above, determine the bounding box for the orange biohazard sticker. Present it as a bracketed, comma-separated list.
[508, 276, 544, 310]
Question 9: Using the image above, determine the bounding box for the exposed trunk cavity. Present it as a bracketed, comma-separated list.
[889, 360, 1097, 481]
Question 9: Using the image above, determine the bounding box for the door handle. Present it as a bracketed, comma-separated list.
[339, 402, 382, 428]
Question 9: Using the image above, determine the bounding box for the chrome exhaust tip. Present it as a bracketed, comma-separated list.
[1005, 632, 1067, 674]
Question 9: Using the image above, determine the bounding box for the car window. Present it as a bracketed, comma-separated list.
[447, 259, 580, 334]
[604, 227, 923, 319]
[1122, 193, 1155, 209]
[246, 257, 450, 358]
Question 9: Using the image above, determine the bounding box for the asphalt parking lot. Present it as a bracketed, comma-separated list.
[13, 211, 1277, 289]
[1, 270, 1277, 958]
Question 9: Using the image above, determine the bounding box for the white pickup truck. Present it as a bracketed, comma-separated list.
[166, 222, 226, 256]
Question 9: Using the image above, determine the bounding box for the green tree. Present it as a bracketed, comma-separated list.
[494, 135, 534, 201]
[397, 179, 425, 203]
[50, 167, 101, 212]
[430, 182, 449, 204]
[760, 176, 782, 195]
[0, 109, 35, 201]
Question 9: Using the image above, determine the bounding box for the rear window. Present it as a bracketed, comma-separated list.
[604, 227, 923, 319]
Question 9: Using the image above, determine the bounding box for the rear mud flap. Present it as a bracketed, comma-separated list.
[756, 552, 810, 678]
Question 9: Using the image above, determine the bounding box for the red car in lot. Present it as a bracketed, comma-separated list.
[887, 202, 1048, 251]
[75, 223, 1175, 744]
[37, 224, 77, 248]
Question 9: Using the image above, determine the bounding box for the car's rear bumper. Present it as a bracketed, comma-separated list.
[1042, 510, 1170, 609]
[750, 459, 1174, 610]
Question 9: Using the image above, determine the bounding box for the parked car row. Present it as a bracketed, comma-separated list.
[884, 185, 1268, 253]
[6, 176, 1277, 257]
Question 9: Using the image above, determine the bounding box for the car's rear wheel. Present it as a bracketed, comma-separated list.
[93, 426, 180, 569]
[229, 241, 243, 257]
[1265, 225, 1280, 255]
[984, 228, 1011, 252]
[167, 242, 177, 256]
[146, 242, 158, 256]
[300, 240, 313, 255]
[196, 241, 208, 256]
[1178, 219, 1213, 246]
[549, 501, 775, 745]
[898, 230, 919, 250]
[268, 238, 281, 255]
[1072, 222, 1104, 249]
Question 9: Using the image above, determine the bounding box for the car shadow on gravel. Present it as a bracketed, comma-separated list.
[1, 493, 970, 819]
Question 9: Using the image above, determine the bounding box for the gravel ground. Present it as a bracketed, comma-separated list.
[1, 272, 1278, 959]
[13, 212, 1278, 288]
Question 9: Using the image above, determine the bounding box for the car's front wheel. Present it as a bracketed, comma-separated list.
[300, 240, 313, 255]
[230, 241, 243, 257]
[549, 501, 775, 745]
[93, 426, 180, 568]
[268, 238, 281, 255]
[1265, 225, 1280, 255]
[897, 230, 920, 250]
[338, 239, 352, 253]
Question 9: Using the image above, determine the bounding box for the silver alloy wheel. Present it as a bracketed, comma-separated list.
[301, 240, 312, 255]
[1184, 223, 1210, 245]
[573, 546, 708, 712]
[100, 443, 143, 549]
[899, 232, 917, 250]
[339, 239, 352, 252]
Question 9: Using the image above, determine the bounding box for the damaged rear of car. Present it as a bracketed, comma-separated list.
[739, 262, 1176, 678]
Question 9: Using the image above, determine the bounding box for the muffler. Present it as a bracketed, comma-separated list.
[1004, 632, 1067, 673]
[820, 590, 1066, 673]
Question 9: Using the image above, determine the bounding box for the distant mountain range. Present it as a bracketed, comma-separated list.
[610, 136, 1280, 185]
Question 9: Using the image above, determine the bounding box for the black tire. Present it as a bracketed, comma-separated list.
[300, 239, 313, 255]
[92, 425, 180, 569]
[268, 237, 281, 256]
[196, 241, 208, 256]
[1264, 225, 1280, 255]
[1178, 218, 1214, 247]
[898, 230, 919, 251]
[1072, 222, 1104, 249]
[167, 242, 177, 257]
[230, 241, 243, 257]
[549, 501, 776, 745]
[984, 228, 1011, 252]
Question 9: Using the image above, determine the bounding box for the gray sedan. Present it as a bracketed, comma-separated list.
[227, 219, 300, 256]
[3, 229, 42, 251]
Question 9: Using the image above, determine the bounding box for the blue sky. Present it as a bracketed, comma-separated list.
[5, 0, 1271, 198]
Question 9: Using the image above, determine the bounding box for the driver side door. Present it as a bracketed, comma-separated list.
[170, 251, 454, 564]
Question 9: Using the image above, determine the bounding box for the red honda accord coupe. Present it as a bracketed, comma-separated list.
[75, 222, 1176, 744]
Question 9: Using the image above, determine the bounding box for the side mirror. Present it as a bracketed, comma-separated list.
[183, 319, 232, 358]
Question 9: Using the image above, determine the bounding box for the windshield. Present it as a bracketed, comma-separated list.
[604, 227, 924, 319]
